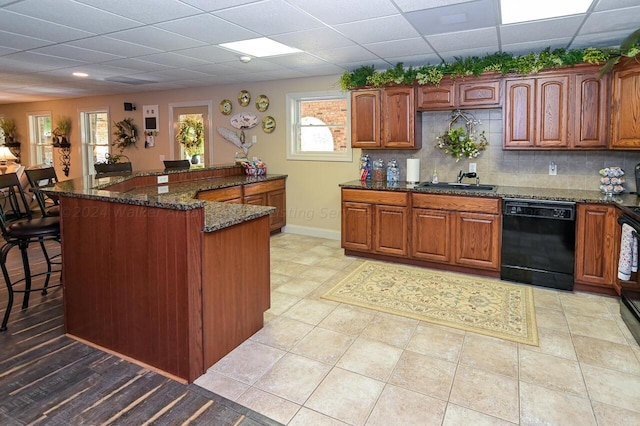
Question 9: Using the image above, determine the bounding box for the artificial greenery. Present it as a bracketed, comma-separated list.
[96, 153, 129, 165]
[339, 28, 640, 90]
[436, 111, 487, 161]
[112, 118, 138, 153]
[176, 117, 204, 156]
[0, 118, 17, 143]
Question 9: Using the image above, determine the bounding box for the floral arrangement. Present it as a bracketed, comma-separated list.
[436, 110, 487, 161]
[176, 117, 204, 156]
[0, 118, 17, 144]
[112, 118, 138, 153]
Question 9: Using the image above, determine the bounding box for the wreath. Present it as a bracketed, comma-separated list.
[436, 110, 488, 161]
[112, 118, 138, 153]
[176, 117, 204, 156]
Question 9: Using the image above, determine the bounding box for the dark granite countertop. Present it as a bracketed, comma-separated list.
[41, 165, 287, 232]
[339, 180, 640, 208]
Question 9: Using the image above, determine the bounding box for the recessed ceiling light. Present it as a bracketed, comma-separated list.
[72, 72, 89, 77]
[219, 37, 301, 58]
[501, 0, 593, 24]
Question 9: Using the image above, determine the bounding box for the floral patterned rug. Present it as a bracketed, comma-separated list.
[323, 261, 538, 346]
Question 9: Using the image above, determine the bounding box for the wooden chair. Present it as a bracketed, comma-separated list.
[24, 167, 60, 217]
[0, 173, 61, 331]
[163, 159, 191, 170]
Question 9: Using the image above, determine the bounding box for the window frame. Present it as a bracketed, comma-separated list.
[79, 107, 110, 175]
[27, 111, 53, 166]
[286, 90, 352, 162]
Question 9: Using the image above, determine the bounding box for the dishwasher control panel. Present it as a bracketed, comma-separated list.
[503, 199, 575, 220]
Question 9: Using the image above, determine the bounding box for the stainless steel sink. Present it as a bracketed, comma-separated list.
[417, 182, 497, 191]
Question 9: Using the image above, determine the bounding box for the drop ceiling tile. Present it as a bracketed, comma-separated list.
[68, 36, 162, 57]
[73, 0, 202, 24]
[298, 64, 347, 76]
[580, 6, 640, 34]
[272, 28, 356, 52]
[339, 59, 394, 71]
[191, 63, 248, 76]
[0, 31, 52, 51]
[0, 10, 94, 42]
[501, 38, 573, 56]
[427, 27, 498, 52]
[404, 0, 497, 35]
[262, 53, 329, 68]
[179, 0, 258, 12]
[287, 0, 399, 25]
[438, 46, 509, 62]
[0, 47, 18, 56]
[364, 37, 434, 58]
[313, 45, 379, 63]
[500, 16, 584, 45]
[334, 15, 419, 44]
[2, 52, 86, 71]
[6, 0, 143, 33]
[132, 52, 211, 68]
[213, 0, 324, 36]
[62, 63, 145, 79]
[393, 0, 477, 12]
[594, 0, 640, 11]
[571, 29, 632, 49]
[107, 27, 207, 51]
[100, 58, 174, 72]
[385, 53, 442, 67]
[31, 45, 124, 63]
[131, 68, 213, 82]
[249, 69, 309, 80]
[223, 58, 286, 72]
[156, 13, 259, 44]
[173, 45, 241, 63]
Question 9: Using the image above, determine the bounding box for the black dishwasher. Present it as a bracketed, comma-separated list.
[501, 198, 576, 291]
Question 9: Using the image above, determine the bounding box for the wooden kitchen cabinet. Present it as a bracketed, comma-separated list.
[575, 203, 620, 295]
[351, 87, 421, 149]
[412, 208, 452, 263]
[417, 76, 501, 110]
[504, 65, 608, 149]
[455, 211, 501, 270]
[341, 189, 408, 256]
[196, 186, 243, 203]
[610, 62, 640, 149]
[244, 178, 287, 233]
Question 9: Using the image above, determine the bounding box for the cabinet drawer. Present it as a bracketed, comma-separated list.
[197, 186, 242, 202]
[342, 189, 408, 206]
[244, 178, 285, 196]
[412, 193, 499, 214]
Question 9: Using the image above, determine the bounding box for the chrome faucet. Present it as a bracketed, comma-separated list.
[457, 170, 479, 185]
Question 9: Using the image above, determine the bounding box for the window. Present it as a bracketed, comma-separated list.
[80, 109, 110, 175]
[177, 113, 204, 162]
[28, 112, 52, 166]
[286, 91, 351, 161]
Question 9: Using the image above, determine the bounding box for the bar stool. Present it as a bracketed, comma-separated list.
[0, 173, 61, 331]
[25, 167, 60, 217]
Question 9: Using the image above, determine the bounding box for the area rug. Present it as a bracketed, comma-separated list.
[322, 261, 538, 346]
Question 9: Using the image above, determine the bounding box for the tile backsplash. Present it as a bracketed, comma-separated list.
[364, 109, 640, 192]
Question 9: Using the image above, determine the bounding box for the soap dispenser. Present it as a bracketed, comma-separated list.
[432, 168, 439, 184]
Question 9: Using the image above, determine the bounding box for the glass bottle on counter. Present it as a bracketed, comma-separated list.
[360, 154, 371, 181]
[372, 158, 386, 181]
[432, 168, 439, 184]
[387, 159, 399, 183]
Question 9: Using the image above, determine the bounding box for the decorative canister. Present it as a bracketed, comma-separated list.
[387, 159, 399, 182]
[360, 154, 371, 181]
[372, 158, 386, 181]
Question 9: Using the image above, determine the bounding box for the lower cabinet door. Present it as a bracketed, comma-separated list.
[267, 189, 286, 231]
[374, 205, 408, 256]
[575, 204, 618, 290]
[454, 212, 500, 270]
[411, 208, 451, 263]
[342, 202, 373, 252]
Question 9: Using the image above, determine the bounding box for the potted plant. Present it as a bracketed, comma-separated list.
[52, 116, 72, 147]
[112, 118, 138, 153]
[0, 118, 19, 146]
[94, 153, 132, 176]
[176, 117, 204, 164]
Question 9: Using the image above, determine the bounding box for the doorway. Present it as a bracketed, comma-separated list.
[169, 101, 213, 165]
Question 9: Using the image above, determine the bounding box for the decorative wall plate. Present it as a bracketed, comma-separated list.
[219, 99, 232, 115]
[255, 95, 269, 112]
[238, 90, 251, 107]
[262, 116, 276, 133]
[230, 112, 258, 129]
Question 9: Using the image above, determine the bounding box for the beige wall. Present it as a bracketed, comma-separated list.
[0, 75, 357, 237]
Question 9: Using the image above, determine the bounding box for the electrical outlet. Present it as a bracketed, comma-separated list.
[469, 163, 477, 173]
[549, 162, 557, 176]
[157, 175, 169, 184]
[159, 154, 165, 162]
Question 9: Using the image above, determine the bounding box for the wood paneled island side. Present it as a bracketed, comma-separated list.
[43, 165, 282, 382]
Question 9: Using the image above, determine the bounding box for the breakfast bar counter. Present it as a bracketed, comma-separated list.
[42, 165, 283, 382]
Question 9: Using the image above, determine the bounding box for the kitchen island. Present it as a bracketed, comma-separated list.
[42, 165, 285, 382]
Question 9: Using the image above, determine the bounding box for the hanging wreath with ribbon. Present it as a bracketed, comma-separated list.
[435, 110, 488, 162]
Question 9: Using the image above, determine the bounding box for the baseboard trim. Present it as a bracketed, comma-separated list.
[283, 224, 340, 240]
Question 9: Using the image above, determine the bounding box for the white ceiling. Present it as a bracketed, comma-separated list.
[0, 0, 638, 104]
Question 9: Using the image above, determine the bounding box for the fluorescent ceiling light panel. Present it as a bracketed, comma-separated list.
[219, 37, 302, 57]
[72, 72, 89, 77]
[501, 0, 593, 24]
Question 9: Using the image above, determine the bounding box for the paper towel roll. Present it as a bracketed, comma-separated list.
[406, 158, 420, 183]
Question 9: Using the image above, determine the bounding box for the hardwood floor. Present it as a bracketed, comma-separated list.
[0, 242, 281, 426]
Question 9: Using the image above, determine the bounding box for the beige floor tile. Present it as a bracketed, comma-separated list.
[193, 371, 249, 401]
[366, 384, 447, 426]
[532, 287, 562, 310]
[336, 337, 402, 381]
[308, 244, 344, 258]
[614, 315, 640, 347]
[592, 401, 640, 425]
[582, 364, 640, 412]
[273, 278, 322, 298]
[271, 261, 311, 278]
[250, 316, 314, 351]
[359, 313, 418, 348]
[519, 381, 596, 426]
[573, 334, 640, 374]
[253, 353, 331, 404]
[534, 306, 570, 332]
[449, 365, 519, 424]
[270, 272, 293, 287]
[389, 350, 456, 400]
[318, 304, 375, 335]
[290, 328, 354, 365]
[305, 368, 385, 426]
[210, 340, 285, 385]
[565, 312, 628, 344]
[288, 407, 349, 425]
[518, 349, 587, 396]
[314, 256, 357, 270]
[560, 293, 613, 318]
[442, 404, 517, 426]
[287, 251, 325, 266]
[518, 326, 577, 360]
[300, 265, 341, 283]
[267, 291, 301, 316]
[459, 334, 518, 378]
[281, 298, 337, 325]
[236, 387, 301, 425]
[406, 323, 465, 363]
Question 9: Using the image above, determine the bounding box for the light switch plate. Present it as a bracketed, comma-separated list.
[469, 163, 477, 173]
